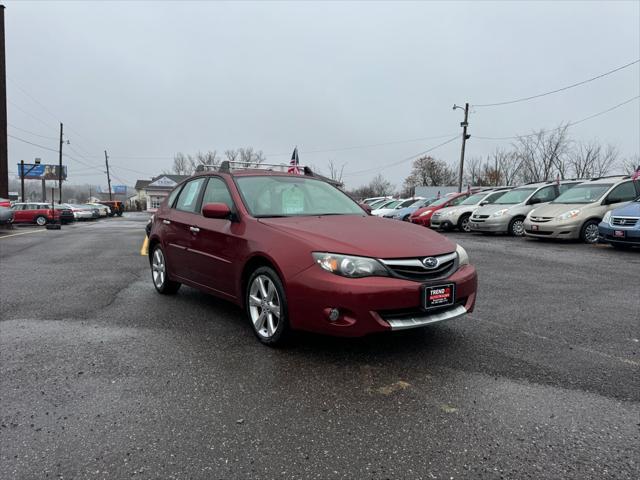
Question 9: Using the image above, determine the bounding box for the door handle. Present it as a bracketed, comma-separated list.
[189, 226, 200, 233]
[162, 219, 171, 225]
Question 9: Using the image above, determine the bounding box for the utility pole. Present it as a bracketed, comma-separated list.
[20, 159, 24, 201]
[58, 122, 63, 204]
[104, 150, 112, 200]
[453, 102, 471, 193]
[0, 5, 8, 199]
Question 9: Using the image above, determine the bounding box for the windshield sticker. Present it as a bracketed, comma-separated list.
[282, 186, 305, 214]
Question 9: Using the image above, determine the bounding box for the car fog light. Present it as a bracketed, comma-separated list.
[328, 308, 340, 321]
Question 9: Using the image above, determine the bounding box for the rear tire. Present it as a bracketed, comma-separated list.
[35, 215, 47, 226]
[580, 220, 600, 244]
[458, 214, 472, 233]
[151, 246, 181, 294]
[508, 217, 525, 237]
[246, 266, 290, 346]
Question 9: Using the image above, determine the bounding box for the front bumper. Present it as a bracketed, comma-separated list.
[469, 216, 509, 233]
[286, 264, 477, 337]
[430, 217, 455, 230]
[410, 215, 433, 227]
[523, 219, 581, 239]
[598, 223, 640, 246]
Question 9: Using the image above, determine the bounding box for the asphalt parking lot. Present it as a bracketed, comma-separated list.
[1, 213, 639, 480]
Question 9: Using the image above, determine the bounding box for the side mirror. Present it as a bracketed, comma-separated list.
[202, 202, 231, 219]
[528, 198, 542, 205]
[359, 203, 372, 214]
[479, 201, 488, 206]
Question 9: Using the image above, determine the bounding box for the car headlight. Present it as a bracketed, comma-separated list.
[312, 253, 389, 278]
[492, 208, 509, 217]
[557, 209, 581, 220]
[419, 209, 433, 217]
[456, 244, 469, 266]
[602, 211, 612, 223]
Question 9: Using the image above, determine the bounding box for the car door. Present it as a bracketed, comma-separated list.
[162, 177, 207, 281]
[189, 176, 240, 299]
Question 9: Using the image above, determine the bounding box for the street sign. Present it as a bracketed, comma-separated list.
[113, 185, 127, 194]
[18, 163, 68, 180]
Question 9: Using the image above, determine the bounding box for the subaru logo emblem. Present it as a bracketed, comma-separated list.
[422, 257, 439, 269]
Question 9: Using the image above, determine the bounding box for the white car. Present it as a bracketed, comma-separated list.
[372, 198, 420, 217]
[87, 203, 111, 217]
[363, 196, 392, 205]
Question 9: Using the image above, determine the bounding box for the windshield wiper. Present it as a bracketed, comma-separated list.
[255, 215, 291, 218]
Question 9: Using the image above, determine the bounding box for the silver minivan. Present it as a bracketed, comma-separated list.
[524, 176, 640, 243]
[469, 180, 582, 236]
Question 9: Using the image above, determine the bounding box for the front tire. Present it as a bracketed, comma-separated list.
[580, 220, 600, 244]
[508, 217, 525, 237]
[151, 246, 181, 294]
[246, 267, 290, 346]
[458, 213, 472, 233]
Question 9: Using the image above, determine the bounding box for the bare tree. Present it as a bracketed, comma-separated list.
[620, 154, 640, 175]
[569, 141, 618, 179]
[327, 160, 345, 184]
[187, 150, 219, 172]
[172, 153, 191, 175]
[369, 174, 394, 196]
[514, 124, 571, 182]
[403, 156, 457, 190]
[225, 149, 239, 163]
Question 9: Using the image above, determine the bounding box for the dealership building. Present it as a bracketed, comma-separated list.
[134, 174, 189, 212]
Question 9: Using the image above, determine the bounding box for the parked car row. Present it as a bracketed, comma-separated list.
[0, 200, 125, 226]
[363, 175, 640, 248]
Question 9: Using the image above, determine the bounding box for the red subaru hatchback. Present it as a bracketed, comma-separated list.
[148, 162, 478, 345]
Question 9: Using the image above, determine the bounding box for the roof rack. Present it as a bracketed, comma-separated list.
[588, 175, 630, 181]
[195, 161, 314, 175]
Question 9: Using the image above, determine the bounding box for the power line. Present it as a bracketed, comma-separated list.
[343, 135, 459, 177]
[473, 59, 640, 108]
[8, 133, 58, 153]
[7, 100, 56, 130]
[8, 123, 58, 140]
[474, 94, 640, 141]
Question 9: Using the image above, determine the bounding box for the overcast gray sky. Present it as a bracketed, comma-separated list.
[5, 0, 640, 190]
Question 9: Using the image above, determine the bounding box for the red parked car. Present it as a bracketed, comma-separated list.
[11, 202, 70, 225]
[410, 191, 476, 227]
[147, 163, 478, 346]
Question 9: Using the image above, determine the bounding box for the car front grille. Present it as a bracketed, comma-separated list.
[471, 214, 489, 223]
[380, 252, 457, 281]
[611, 217, 639, 227]
[529, 216, 553, 223]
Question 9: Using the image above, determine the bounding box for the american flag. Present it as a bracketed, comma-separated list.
[633, 165, 640, 181]
[288, 147, 300, 174]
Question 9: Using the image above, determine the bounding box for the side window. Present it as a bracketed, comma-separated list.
[606, 182, 637, 203]
[166, 186, 182, 209]
[559, 183, 576, 194]
[449, 196, 466, 206]
[175, 178, 206, 213]
[486, 191, 505, 203]
[531, 186, 556, 202]
[201, 177, 234, 211]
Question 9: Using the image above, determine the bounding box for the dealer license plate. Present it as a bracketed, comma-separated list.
[532, 225, 539, 231]
[423, 284, 455, 310]
[614, 230, 626, 238]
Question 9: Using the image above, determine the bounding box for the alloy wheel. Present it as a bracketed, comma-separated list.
[152, 248, 166, 288]
[461, 217, 471, 232]
[584, 224, 599, 244]
[248, 275, 281, 339]
[36, 216, 47, 226]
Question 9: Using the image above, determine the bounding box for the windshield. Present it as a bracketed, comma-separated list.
[429, 196, 456, 207]
[379, 200, 402, 209]
[397, 199, 416, 208]
[368, 199, 387, 208]
[460, 193, 487, 205]
[552, 184, 612, 204]
[493, 188, 536, 204]
[236, 176, 365, 217]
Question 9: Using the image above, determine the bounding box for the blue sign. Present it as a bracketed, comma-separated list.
[18, 163, 67, 180]
[113, 185, 127, 194]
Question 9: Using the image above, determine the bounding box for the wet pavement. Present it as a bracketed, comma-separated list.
[1, 213, 639, 479]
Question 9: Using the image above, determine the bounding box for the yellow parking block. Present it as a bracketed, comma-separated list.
[140, 236, 149, 256]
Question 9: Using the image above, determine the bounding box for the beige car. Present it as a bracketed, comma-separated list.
[524, 176, 640, 243]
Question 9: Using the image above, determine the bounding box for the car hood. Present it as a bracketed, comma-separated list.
[610, 201, 639, 217]
[530, 203, 593, 217]
[434, 205, 461, 216]
[259, 215, 457, 258]
[393, 206, 419, 216]
[473, 203, 517, 215]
